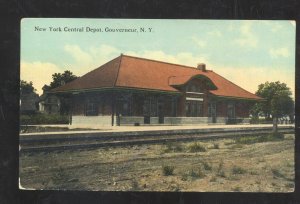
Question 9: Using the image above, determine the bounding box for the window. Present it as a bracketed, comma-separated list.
[85, 99, 98, 116]
[117, 95, 132, 116]
[186, 101, 203, 117]
[143, 97, 157, 117]
[186, 83, 202, 93]
[227, 102, 235, 118]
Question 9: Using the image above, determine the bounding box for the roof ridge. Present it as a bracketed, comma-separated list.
[121, 54, 212, 72]
[113, 54, 123, 87]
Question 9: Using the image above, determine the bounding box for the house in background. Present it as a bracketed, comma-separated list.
[51, 54, 262, 126]
[39, 85, 61, 114]
[20, 92, 39, 114]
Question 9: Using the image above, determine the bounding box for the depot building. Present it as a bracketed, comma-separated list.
[51, 54, 262, 126]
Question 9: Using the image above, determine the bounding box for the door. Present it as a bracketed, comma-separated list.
[158, 102, 164, 124]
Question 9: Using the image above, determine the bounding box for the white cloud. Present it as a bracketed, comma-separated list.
[125, 50, 209, 67]
[63, 44, 121, 75]
[191, 36, 207, 48]
[234, 21, 258, 48]
[212, 64, 295, 98]
[20, 61, 61, 95]
[269, 47, 290, 58]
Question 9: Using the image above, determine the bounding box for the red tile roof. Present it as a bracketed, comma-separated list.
[52, 54, 262, 100]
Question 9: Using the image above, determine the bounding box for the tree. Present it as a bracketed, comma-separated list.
[20, 80, 39, 114]
[252, 81, 294, 132]
[49, 70, 78, 89]
[20, 80, 36, 95]
[43, 70, 78, 115]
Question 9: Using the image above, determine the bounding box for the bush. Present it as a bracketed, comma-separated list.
[163, 143, 183, 153]
[162, 165, 175, 176]
[232, 166, 247, 174]
[181, 168, 205, 180]
[213, 143, 219, 149]
[202, 161, 212, 171]
[235, 133, 284, 144]
[187, 142, 206, 153]
[271, 169, 285, 178]
[20, 113, 69, 125]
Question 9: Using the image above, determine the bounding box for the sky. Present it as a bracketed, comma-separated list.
[21, 19, 295, 97]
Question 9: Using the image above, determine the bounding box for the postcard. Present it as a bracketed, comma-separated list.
[19, 18, 295, 192]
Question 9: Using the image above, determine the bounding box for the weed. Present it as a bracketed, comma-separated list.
[271, 169, 285, 178]
[212, 143, 219, 149]
[218, 170, 226, 178]
[50, 167, 72, 188]
[130, 180, 140, 191]
[210, 176, 217, 182]
[162, 165, 175, 176]
[230, 144, 244, 149]
[163, 143, 183, 153]
[235, 133, 284, 145]
[249, 170, 259, 175]
[202, 161, 212, 171]
[232, 186, 241, 192]
[232, 166, 247, 174]
[182, 167, 205, 180]
[217, 160, 224, 173]
[187, 142, 206, 153]
[285, 183, 294, 188]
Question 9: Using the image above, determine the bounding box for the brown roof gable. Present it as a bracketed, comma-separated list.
[52, 54, 261, 100]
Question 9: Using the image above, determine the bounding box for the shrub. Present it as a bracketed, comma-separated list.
[20, 113, 69, 125]
[217, 160, 226, 178]
[163, 143, 183, 153]
[162, 165, 175, 176]
[213, 143, 219, 149]
[187, 142, 206, 152]
[235, 133, 284, 145]
[271, 169, 285, 178]
[182, 168, 205, 180]
[202, 161, 212, 171]
[232, 166, 247, 174]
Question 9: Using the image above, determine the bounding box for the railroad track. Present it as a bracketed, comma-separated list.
[19, 126, 294, 153]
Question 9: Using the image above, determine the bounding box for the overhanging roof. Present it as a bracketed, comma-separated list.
[51, 54, 262, 100]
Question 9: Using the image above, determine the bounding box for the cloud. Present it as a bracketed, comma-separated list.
[269, 47, 290, 58]
[125, 50, 209, 67]
[20, 61, 61, 95]
[234, 22, 258, 48]
[191, 36, 207, 48]
[63, 44, 121, 75]
[212, 64, 295, 98]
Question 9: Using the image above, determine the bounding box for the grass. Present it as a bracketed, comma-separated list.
[130, 180, 140, 191]
[163, 143, 183, 153]
[232, 166, 247, 174]
[234, 133, 284, 145]
[232, 186, 241, 192]
[181, 167, 205, 181]
[162, 165, 175, 176]
[202, 161, 212, 171]
[271, 169, 285, 178]
[187, 142, 206, 153]
[212, 143, 219, 149]
[217, 160, 226, 178]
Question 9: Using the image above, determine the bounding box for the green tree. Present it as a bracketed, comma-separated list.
[49, 70, 78, 89]
[44, 70, 78, 115]
[252, 81, 294, 130]
[20, 80, 36, 95]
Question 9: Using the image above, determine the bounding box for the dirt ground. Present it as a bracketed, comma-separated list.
[19, 133, 295, 192]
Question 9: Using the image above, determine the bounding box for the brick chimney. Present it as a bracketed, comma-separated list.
[197, 63, 206, 71]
